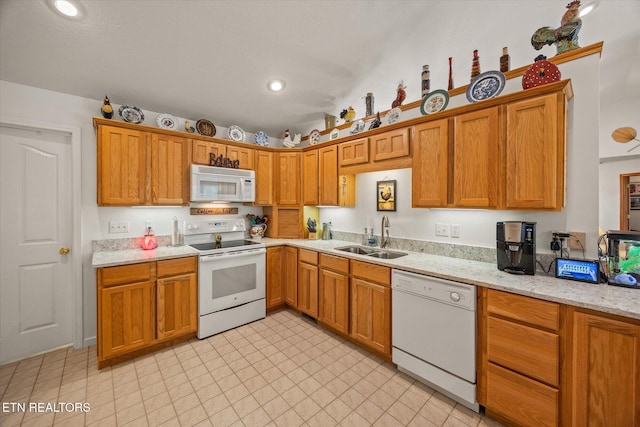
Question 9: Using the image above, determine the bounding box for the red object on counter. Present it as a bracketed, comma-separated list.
[142, 227, 157, 250]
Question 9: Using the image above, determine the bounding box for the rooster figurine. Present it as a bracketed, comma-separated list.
[282, 129, 301, 148]
[531, 1, 582, 55]
[340, 107, 356, 123]
[391, 82, 407, 109]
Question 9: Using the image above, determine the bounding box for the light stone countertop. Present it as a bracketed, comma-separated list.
[91, 238, 640, 320]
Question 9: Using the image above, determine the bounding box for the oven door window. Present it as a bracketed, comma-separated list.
[199, 252, 266, 315]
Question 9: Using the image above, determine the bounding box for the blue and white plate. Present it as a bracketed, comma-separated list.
[466, 70, 506, 103]
[254, 131, 270, 146]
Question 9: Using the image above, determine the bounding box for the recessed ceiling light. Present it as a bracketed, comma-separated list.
[45, 0, 85, 20]
[579, 1, 599, 17]
[267, 79, 286, 92]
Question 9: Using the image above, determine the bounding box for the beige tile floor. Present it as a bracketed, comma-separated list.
[1, 310, 504, 427]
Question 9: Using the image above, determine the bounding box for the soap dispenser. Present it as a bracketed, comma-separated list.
[362, 228, 368, 246]
[368, 228, 377, 246]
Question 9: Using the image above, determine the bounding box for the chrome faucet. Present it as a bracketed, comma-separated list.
[381, 215, 390, 248]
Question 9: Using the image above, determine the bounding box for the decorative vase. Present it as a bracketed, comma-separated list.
[500, 47, 510, 72]
[101, 96, 113, 119]
[421, 65, 430, 98]
[250, 224, 267, 239]
[448, 57, 454, 90]
[470, 50, 481, 81]
[365, 92, 374, 117]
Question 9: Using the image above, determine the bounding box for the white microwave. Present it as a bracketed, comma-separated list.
[191, 165, 255, 202]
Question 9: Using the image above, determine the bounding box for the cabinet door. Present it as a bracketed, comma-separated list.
[156, 273, 197, 340]
[227, 145, 254, 170]
[302, 150, 319, 205]
[298, 262, 318, 318]
[151, 133, 189, 205]
[371, 128, 410, 162]
[506, 94, 563, 209]
[277, 152, 301, 205]
[254, 150, 273, 205]
[319, 268, 349, 334]
[412, 119, 449, 207]
[100, 281, 153, 359]
[453, 108, 499, 208]
[284, 246, 298, 307]
[338, 138, 369, 167]
[572, 310, 640, 427]
[319, 146, 339, 206]
[97, 126, 148, 205]
[351, 278, 391, 355]
[192, 140, 225, 165]
[266, 246, 284, 309]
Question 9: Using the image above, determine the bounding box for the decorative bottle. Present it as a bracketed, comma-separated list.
[470, 50, 481, 81]
[421, 65, 430, 98]
[500, 47, 510, 72]
[365, 92, 374, 117]
[448, 57, 454, 90]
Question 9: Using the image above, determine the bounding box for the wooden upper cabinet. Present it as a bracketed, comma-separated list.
[371, 128, 410, 162]
[453, 107, 499, 208]
[192, 140, 225, 165]
[339, 137, 369, 167]
[505, 93, 564, 210]
[97, 125, 148, 205]
[276, 152, 301, 205]
[253, 150, 273, 205]
[412, 119, 449, 207]
[319, 145, 339, 206]
[226, 145, 254, 170]
[302, 150, 319, 205]
[151, 133, 189, 205]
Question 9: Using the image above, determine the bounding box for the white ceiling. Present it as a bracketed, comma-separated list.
[1, 0, 639, 138]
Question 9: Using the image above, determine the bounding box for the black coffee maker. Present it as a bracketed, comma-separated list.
[497, 222, 536, 275]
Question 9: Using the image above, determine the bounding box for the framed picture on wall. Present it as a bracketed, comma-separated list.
[377, 180, 396, 211]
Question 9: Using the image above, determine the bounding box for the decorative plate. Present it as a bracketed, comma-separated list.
[254, 131, 270, 146]
[156, 113, 177, 130]
[386, 107, 402, 124]
[118, 105, 144, 124]
[228, 125, 245, 142]
[196, 119, 216, 137]
[466, 70, 506, 103]
[420, 89, 450, 115]
[349, 119, 365, 134]
[308, 129, 321, 145]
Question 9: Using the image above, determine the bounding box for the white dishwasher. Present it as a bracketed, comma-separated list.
[392, 269, 478, 412]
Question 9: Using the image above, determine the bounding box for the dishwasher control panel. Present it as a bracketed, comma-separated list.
[392, 269, 476, 310]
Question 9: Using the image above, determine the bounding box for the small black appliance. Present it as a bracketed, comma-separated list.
[497, 221, 536, 275]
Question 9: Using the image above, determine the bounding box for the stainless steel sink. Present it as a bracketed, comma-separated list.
[335, 245, 375, 255]
[366, 250, 408, 259]
[334, 246, 407, 259]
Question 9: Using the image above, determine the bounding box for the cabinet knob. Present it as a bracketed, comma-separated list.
[59, 247, 71, 255]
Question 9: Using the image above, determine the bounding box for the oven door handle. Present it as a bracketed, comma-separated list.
[199, 248, 266, 262]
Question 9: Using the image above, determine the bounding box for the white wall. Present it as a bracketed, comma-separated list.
[0, 80, 265, 345]
[321, 54, 602, 259]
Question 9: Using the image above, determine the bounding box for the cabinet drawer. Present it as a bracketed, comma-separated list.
[487, 289, 560, 331]
[486, 363, 558, 427]
[299, 248, 318, 265]
[319, 253, 349, 274]
[99, 262, 155, 287]
[351, 260, 390, 286]
[157, 256, 197, 278]
[487, 316, 559, 387]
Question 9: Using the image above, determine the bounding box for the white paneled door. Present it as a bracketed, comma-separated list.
[0, 125, 74, 364]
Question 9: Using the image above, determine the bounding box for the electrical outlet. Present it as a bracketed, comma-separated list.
[451, 224, 460, 238]
[109, 221, 129, 234]
[569, 231, 586, 250]
[435, 223, 450, 237]
[145, 220, 152, 230]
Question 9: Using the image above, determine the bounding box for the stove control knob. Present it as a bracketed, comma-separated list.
[450, 292, 461, 302]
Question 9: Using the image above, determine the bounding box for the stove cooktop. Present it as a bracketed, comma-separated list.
[189, 239, 262, 252]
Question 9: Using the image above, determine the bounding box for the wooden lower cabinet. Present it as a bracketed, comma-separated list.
[318, 254, 349, 334]
[266, 246, 285, 310]
[297, 249, 319, 318]
[350, 261, 391, 357]
[284, 246, 298, 307]
[570, 309, 640, 427]
[97, 256, 197, 368]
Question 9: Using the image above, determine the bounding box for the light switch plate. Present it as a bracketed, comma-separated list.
[451, 224, 460, 238]
[109, 221, 129, 234]
[436, 223, 450, 237]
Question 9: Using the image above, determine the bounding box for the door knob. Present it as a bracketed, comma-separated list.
[59, 247, 71, 255]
